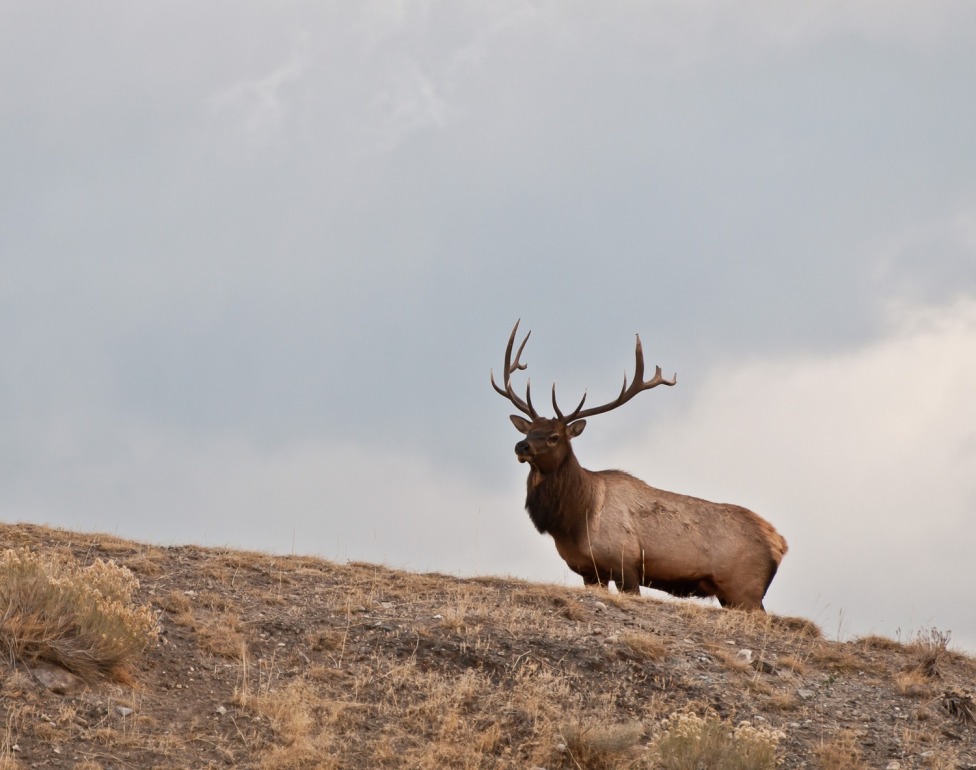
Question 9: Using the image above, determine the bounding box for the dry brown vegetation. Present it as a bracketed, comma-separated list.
[1, 521, 975, 769]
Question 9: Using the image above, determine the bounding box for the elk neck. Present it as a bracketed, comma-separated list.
[524, 450, 594, 540]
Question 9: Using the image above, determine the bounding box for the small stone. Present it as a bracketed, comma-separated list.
[594, 601, 608, 611]
[433, 614, 444, 620]
[116, 707, 134, 717]
[885, 762, 902, 770]
[796, 688, 815, 700]
[380, 601, 394, 609]
[216, 706, 227, 716]
[736, 649, 754, 664]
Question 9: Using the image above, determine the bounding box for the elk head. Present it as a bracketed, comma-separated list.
[491, 320, 676, 474]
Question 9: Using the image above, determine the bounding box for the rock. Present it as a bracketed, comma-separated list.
[593, 602, 608, 612]
[28, 661, 85, 695]
[736, 649, 753, 664]
[116, 707, 134, 717]
[796, 688, 815, 700]
[216, 706, 227, 716]
[885, 762, 901, 770]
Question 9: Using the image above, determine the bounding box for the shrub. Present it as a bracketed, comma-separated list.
[652, 711, 783, 770]
[0, 548, 157, 682]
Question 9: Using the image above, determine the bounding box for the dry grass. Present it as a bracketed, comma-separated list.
[556, 720, 645, 770]
[815, 730, 870, 770]
[619, 631, 667, 661]
[941, 689, 976, 727]
[907, 627, 955, 679]
[0, 549, 157, 682]
[895, 668, 933, 697]
[856, 634, 903, 651]
[808, 641, 870, 673]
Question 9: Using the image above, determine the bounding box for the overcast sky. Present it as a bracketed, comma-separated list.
[3, 2, 976, 650]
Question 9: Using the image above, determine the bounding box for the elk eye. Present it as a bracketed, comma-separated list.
[547, 434, 560, 445]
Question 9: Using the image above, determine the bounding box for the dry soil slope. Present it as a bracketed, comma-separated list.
[0, 521, 974, 769]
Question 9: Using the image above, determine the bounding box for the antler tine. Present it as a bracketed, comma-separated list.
[490, 320, 538, 419]
[525, 379, 537, 416]
[551, 382, 586, 421]
[562, 333, 676, 422]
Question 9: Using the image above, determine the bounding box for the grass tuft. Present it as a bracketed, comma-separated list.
[556, 720, 644, 770]
[815, 730, 870, 770]
[908, 628, 953, 680]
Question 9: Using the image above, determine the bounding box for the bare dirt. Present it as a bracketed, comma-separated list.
[1, 521, 974, 769]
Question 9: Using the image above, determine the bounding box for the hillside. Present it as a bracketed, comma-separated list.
[0, 522, 974, 769]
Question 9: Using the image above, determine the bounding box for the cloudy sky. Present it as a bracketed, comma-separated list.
[3, 2, 976, 650]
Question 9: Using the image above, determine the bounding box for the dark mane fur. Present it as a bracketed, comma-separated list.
[524, 458, 592, 540]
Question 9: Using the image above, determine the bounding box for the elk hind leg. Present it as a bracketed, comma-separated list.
[714, 582, 765, 611]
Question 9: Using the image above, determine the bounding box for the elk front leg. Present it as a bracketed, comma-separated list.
[615, 566, 643, 594]
[574, 564, 610, 589]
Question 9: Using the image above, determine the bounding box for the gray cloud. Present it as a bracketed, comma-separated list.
[3, 2, 976, 649]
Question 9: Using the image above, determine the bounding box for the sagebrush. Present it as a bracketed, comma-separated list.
[652, 711, 783, 770]
[0, 548, 157, 681]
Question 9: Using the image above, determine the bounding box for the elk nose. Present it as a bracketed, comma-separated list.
[514, 440, 531, 456]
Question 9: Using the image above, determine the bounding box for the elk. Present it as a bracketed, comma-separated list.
[492, 320, 787, 611]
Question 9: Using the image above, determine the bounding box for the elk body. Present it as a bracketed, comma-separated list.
[492, 321, 787, 611]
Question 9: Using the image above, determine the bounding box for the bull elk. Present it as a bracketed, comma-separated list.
[492, 320, 787, 611]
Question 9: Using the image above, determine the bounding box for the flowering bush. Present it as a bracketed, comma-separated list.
[652, 711, 784, 770]
[0, 548, 158, 682]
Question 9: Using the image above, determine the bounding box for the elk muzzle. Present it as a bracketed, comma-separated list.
[514, 439, 533, 463]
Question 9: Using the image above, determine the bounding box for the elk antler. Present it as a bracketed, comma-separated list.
[552, 334, 676, 422]
[490, 319, 539, 419]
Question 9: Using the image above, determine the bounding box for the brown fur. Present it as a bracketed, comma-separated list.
[511, 416, 788, 611]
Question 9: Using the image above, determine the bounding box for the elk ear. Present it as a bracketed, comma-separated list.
[510, 415, 532, 434]
[567, 419, 586, 438]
